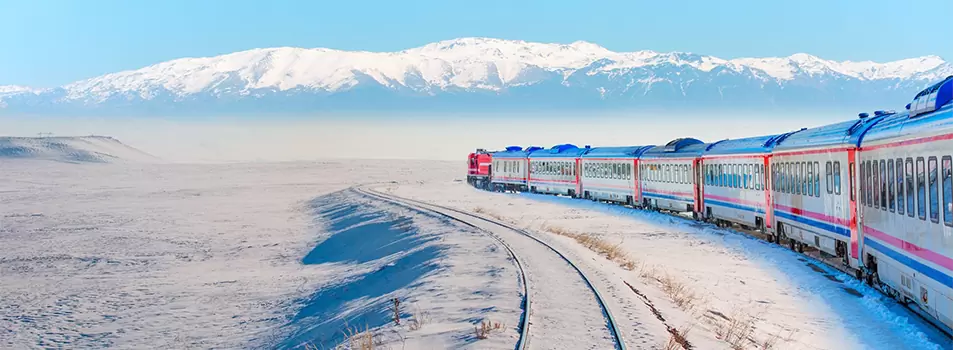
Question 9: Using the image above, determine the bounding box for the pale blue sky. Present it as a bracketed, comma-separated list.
[1, 0, 950, 87]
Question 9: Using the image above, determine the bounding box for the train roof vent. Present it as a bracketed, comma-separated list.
[662, 138, 703, 152]
[505, 146, 523, 152]
[910, 75, 953, 118]
[525, 146, 544, 152]
[550, 144, 579, 153]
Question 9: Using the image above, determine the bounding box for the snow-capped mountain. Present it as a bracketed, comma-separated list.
[2, 38, 950, 115]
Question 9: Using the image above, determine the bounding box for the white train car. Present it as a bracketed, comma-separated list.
[579, 145, 654, 205]
[770, 114, 889, 269]
[700, 133, 797, 233]
[527, 144, 591, 197]
[490, 146, 541, 192]
[856, 76, 953, 333]
[639, 138, 706, 216]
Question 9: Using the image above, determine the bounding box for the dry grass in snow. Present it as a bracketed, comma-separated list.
[540, 223, 637, 270]
[473, 319, 504, 340]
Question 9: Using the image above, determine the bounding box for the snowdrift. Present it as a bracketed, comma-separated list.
[0, 136, 158, 163]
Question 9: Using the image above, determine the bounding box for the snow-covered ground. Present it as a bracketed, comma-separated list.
[2, 159, 950, 349]
[2, 159, 516, 349]
[388, 180, 953, 350]
[0, 136, 158, 163]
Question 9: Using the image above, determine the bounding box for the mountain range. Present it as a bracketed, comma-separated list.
[1, 37, 950, 115]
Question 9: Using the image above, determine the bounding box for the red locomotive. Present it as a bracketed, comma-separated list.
[466, 149, 493, 189]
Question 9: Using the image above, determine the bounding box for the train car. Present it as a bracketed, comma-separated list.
[770, 113, 890, 269]
[856, 75, 953, 333]
[579, 145, 654, 205]
[527, 144, 591, 197]
[490, 146, 542, 192]
[700, 132, 799, 233]
[467, 149, 493, 189]
[639, 138, 707, 215]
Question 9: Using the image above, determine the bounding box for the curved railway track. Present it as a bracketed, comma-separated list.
[354, 186, 628, 350]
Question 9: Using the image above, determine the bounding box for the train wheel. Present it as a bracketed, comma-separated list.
[796, 242, 805, 253]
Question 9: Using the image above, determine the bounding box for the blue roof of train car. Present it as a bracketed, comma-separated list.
[703, 131, 799, 156]
[641, 138, 707, 158]
[861, 104, 953, 145]
[580, 145, 654, 158]
[772, 114, 890, 151]
[528, 144, 592, 158]
[861, 76, 953, 145]
[492, 146, 543, 158]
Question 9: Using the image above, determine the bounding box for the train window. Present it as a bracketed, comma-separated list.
[813, 162, 820, 196]
[866, 161, 873, 206]
[897, 159, 904, 215]
[873, 160, 880, 209]
[795, 162, 801, 195]
[824, 161, 834, 194]
[755, 165, 762, 190]
[880, 160, 887, 209]
[776, 163, 782, 192]
[929, 156, 939, 223]
[888, 159, 895, 212]
[799, 162, 804, 195]
[761, 164, 766, 190]
[706, 165, 711, 185]
[917, 157, 926, 220]
[735, 164, 740, 188]
[718, 165, 723, 187]
[859, 162, 866, 205]
[943, 156, 952, 226]
[742, 164, 748, 189]
[906, 158, 915, 217]
[833, 161, 842, 195]
[781, 163, 794, 193]
[807, 163, 814, 196]
[847, 162, 854, 201]
[749, 164, 755, 189]
[728, 164, 733, 188]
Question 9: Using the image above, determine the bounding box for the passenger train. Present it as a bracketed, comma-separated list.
[466, 75, 953, 334]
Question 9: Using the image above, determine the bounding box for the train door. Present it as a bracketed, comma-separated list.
[848, 150, 861, 266]
[694, 158, 704, 219]
[575, 158, 582, 197]
[633, 159, 641, 204]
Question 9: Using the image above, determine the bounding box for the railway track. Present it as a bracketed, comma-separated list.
[354, 186, 628, 350]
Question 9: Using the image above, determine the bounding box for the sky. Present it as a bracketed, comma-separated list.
[0, 112, 843, 162]
[0, 0, 950, 88]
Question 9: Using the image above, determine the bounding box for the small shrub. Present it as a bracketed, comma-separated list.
[662, 323, 694, 350]
[340, 324, 377, 350]
[474, 318, 503, 339]
[659, 274, 699, 311]
[408, 305, 428, 331]
[714, 311, 756, 350]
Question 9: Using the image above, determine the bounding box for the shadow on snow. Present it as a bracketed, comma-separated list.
[275, 191, 444, 349]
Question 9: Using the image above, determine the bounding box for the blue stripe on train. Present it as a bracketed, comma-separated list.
[774, 210, 851, 238]
[865, 237, 953, 288]
[643, 191, 692, 202]
[705, 198, 765, 214]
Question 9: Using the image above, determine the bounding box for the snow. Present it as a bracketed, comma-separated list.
[388, 180, 952, 350]
[2, 158, 950, 349]
[0, 159, 503, 349]
[0, 136, 159, 164]
[11, 37, 939, 103]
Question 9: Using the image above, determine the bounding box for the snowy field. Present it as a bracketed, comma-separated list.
[1, 158, 951, 349]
